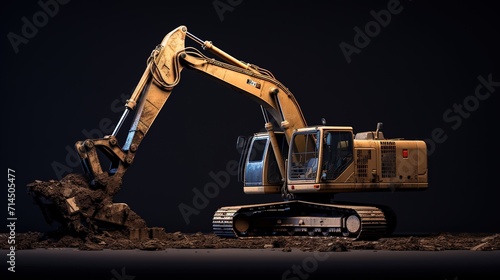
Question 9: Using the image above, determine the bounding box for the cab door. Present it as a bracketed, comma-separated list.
[241, 133, 286, 194]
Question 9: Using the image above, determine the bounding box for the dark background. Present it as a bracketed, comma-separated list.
[2, 0, 499, 235]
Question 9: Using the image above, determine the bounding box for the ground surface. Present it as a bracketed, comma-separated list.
[2, 230, 499, 252]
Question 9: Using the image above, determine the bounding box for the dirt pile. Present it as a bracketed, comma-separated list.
[27, 173, 147, 234]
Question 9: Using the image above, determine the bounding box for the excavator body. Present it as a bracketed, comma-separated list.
[239, 126, 427, 195]
[214, 125, 427, 238]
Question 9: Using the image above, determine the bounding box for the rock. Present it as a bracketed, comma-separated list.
[471, 242, 489, 251]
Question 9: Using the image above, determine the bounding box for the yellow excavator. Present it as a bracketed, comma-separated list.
[29, 25, 428, 240]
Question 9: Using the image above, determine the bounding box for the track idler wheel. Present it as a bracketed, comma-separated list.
[233, 214, 250, 236]
[343, 214, 361, 237]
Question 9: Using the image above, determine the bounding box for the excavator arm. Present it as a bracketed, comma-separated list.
[76, 25, 306, 194]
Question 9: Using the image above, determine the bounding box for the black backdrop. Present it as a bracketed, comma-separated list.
[2, 0, 499, 235]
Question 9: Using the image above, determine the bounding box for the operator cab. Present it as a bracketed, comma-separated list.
[238, 127, 355, 195]
[287, 126, 354, 183]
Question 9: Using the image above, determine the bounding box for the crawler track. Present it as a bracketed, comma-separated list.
[213, 200, 394, 240]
